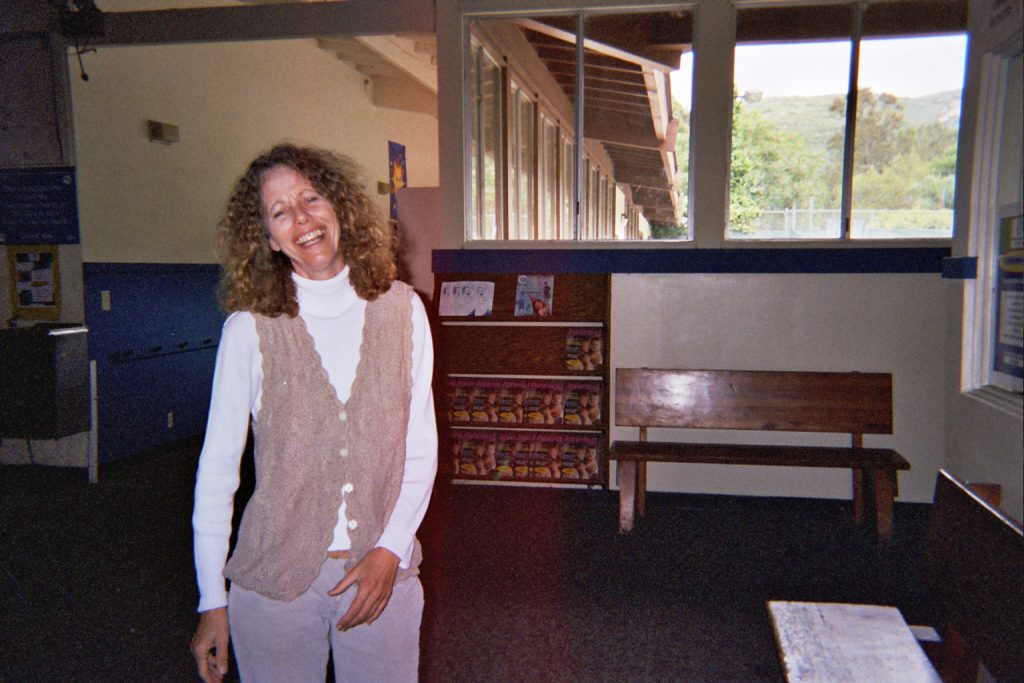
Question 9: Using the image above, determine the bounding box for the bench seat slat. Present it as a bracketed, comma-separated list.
[615, 369, 893, 434]
[609, 441, 910, 469]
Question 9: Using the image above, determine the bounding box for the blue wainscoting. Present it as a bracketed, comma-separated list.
[83, 263, 224, 463]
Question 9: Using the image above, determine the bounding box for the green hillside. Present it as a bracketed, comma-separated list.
[739, 89, 961, 150]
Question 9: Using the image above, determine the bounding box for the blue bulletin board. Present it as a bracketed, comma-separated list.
[0, 167, 80, 245]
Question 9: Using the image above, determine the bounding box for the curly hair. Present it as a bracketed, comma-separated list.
[217, 143, 398, 317]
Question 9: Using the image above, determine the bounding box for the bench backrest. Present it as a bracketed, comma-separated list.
[929, 469, 1024, 682]
[614, 368, 893, 434]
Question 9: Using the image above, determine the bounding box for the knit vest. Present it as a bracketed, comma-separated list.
[223, 281, 418, 601]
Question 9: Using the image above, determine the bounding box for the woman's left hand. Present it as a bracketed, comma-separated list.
[327, 547, 400, 630]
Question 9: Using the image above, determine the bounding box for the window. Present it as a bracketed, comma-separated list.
[963, 50, 1023, 401]
[539, 114, 559, 239]
[729, 4, 967, 240]
[468, 41, 503, 240]
[560, 133, 574, 237]
[466, 10, 694, 242]
[509, 81, 536, 240]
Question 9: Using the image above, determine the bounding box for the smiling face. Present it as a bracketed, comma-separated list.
[260, 164, 344, 280]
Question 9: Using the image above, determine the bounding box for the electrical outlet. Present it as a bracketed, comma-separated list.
[100, 290, 111, 311]
[167, 412, 174, 429]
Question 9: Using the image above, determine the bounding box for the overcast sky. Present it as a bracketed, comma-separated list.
[672, 35, 967, 109]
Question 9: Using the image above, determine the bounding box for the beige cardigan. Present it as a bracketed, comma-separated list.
[223, 281, 419, 601]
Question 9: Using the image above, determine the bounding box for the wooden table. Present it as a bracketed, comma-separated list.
[768, 601, 941, 683]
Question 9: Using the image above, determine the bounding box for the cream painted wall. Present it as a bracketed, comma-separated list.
[70, 38, 439, 264]
[611, 273, 948, 504]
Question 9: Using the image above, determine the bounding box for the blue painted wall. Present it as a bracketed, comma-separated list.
[83, 264, 224, 462]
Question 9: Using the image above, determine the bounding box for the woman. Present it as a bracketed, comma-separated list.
[190, 143, 437, 683]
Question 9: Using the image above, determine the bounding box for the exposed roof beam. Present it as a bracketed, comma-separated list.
[610, 164, 672, 190]
[515, 18, 674, 74]
[89, 0, 434, 46]
[584, 109, 679, 152]
[632, 186, 677, 209]
[643, 68, 671, 141]
[355, 35, 437, 92]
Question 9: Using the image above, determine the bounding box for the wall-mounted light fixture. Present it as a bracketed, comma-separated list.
[146, 120, 179, 145]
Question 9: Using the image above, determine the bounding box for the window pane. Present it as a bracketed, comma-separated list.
[584, 10, 692, 240]
[469, 44, 503, 240]
[539, 116, 559, 239]
[468, 46, 480, 239]
[561, 135, 574, 237]
[509, 84, 536, 240]
[850, 34, 965, 239]
[730, 40, 851, 239]
[467, 10, 692, 241]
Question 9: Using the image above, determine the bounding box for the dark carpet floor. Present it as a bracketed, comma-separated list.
[0, 438, 940, 682]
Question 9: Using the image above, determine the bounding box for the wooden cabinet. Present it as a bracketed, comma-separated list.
[432, 273, 610, 487]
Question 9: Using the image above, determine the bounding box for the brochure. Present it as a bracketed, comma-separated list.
[513, 274, 554, 317]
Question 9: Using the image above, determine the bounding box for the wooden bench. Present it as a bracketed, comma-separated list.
[609, 368, 910, 542]
[927, 469, 1023, 682]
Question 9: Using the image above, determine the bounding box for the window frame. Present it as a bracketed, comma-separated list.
[463, 8, 687, 244]
[729, 4, 967, 242]
[960, 48, 1024, 411]
[454, 0, 966, 250]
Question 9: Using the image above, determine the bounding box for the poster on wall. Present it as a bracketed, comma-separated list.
[993, 206, 1023, 386]
[7, 244, 60, 320]
[0, 167, 80, 245]
[388, 141, 407, 220]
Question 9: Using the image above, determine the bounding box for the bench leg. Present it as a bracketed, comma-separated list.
[636, 460, 647, 518]
[871, 469, 896, 544]
[852, 468, 865, 527]
[617, 461, 636, 533]
[941, 625, 981, 683]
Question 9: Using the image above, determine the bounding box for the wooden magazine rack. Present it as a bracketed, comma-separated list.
[432, 273, 610, 487]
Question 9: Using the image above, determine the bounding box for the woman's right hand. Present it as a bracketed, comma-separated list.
[191, 607, 230, 682]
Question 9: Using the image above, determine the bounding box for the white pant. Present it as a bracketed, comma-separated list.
[228, 557, 423, 683]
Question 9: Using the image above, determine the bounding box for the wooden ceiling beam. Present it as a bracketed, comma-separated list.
[583, 108, 678, 152]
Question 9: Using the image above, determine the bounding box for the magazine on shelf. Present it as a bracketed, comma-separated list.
[563, 434, 601, 481]
[564, 328, 604, 371]
[513, 274, 554, 317]
[494, 432, 522, 479]
[512, 432, 536, 479]
[523, 380, 564, 425]
[446, 378, 475, 423]
[497, 379, 528, 424]
[563, 381, 602, 426]
[449, 429, 497, 477]
[470, 378, 502, 423]
[530, 433, 566, 480]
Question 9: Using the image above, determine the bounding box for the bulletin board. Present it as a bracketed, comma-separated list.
[7, 244, 60, 321]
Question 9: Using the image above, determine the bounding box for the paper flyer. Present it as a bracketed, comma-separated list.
[439, 280, 494, 317]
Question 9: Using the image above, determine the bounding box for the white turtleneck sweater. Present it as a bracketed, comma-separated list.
[192, 268, 437, 612]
